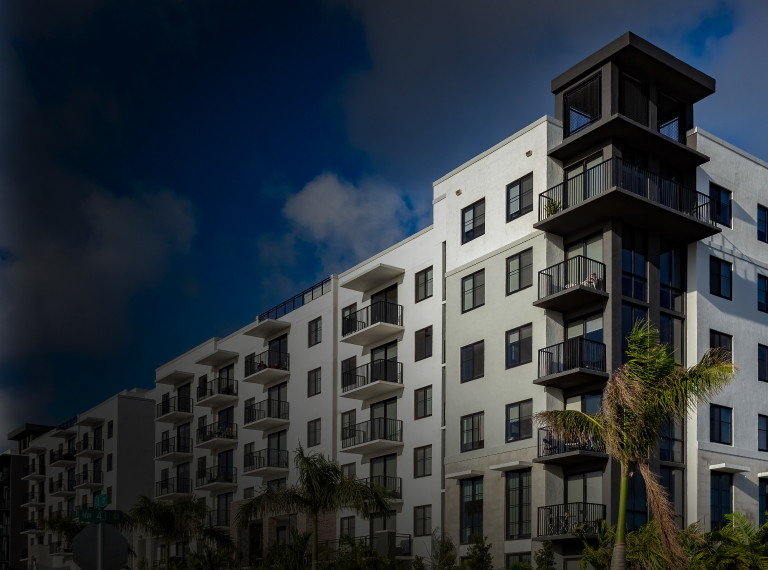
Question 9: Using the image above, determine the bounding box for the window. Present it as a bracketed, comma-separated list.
[660, 466, 685, 528]
[710, 183, 732, 227]
[308, 317, 322, 347]
[307, 419, 321, 447]
[460, 341, 484, 382]
[107, 421, 114, 439]
[506, 400, 533, 442]
[461, 270, 485, 312]
[619, 73, 649, 125]
[415, 326, 433, 361]
[341, 463, 356, 480]
[760, 275, 768, 313]
[621, 303, 647, 361]
[659, 313, 684, 365]
[505, 324, 532, 368]
[340, 516, 355, 538]
[461, 412, 484, 452]
[711, 472, 732, 531]
[415, 386, 432, 419]
[460, 477, 483, 544]
[507, 173, 533, 221]
[760, 345, 768, 383]
[761, 479, 768, 526]
[658, 92, 684, 142]
[759, 205, 768, 243]
[341, 303, 357, 336]
[564, 74, 601, 136]
[506, 249, 533, 295]
[461, 199, 485, 244]
[622, 227, 647, 301]
[106, 454, 113, 472]
[659, 419, 684, 463]
[106, 486, 112, 505]
[506, 469, 531, 539]
[414, 445, 432, 478]
[760, 415, 768, 452]
[710, 330, 733, 362]
[414, 505, 432, 537]
[709, 256, 732, 300]
[626, 466, 648, 531]
[307, 368, 321, 397]
[660, 242, 684, 312]
[415, 267, 433, 302]
[341, 410, 356, 441]
[506, 554, 532, 568]
[710, 404, 733, 445]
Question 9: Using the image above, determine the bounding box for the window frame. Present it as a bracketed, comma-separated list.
[414, 445, 432, 478]
[759, 205, 768, 243]
[308, 317, 322, 347]
[505, 468, 531, 539]
[506, 173, 534, 222]
[710, 471, 733, 531]
[415, 266, 434, 303]
[709, 256, 732, 300]
[460, 412, 484, 452]
[414, 386, 433, 420]
[415, 326, 433, 361]
[760, 344, 768, 383]
[414, 504, 432, 537]
[461, 199, 486, 244]
[461, 270, 485, 313]
[710, 329, 733, 363]
[505, 399, 533, 443]
[459, 477, 483, 544]
[709, 183, 732, 227]
[710, 404, 733, 445]
[506, 249, 533, 295]
[760, 275, 768, 313]
[460, 341, 484, 383]
[307, 367, 321, 398]
[760, 414, 768, 452]
[307, 418, 321, 447]
[505, 324, 533, 369]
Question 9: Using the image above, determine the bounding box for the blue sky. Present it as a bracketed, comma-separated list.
[1, 0, 766, 448]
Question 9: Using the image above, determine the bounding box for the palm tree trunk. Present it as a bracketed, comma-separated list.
[610, 462, 630, 570]
[311, 511, 319, 570]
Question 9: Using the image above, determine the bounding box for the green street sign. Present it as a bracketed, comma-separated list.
[94, 494, 109, 509]
[78, 509, 123, 524]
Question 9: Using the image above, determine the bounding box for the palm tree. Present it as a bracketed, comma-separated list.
[127, 494, 209, 568]
[536, 321, 735, 570]
[236, 445, 392, 570]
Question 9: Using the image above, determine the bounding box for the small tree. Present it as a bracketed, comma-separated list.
[534, 540, 556, 570]
[432, 532, 458, 570]
[461, 534, 493, 570]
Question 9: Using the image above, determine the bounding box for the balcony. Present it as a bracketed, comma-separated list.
[243, 449, 289, 478]
[21, 492, 45, 508]
[49, 542, 73, 556]
[535, 338, 608, 389]
[21, 441, 46, 455]
[243, 399, 289, 430]
[155, 477, 193, 499]
[74, 470, 103, 490]
[207, 508, 230, 528]
[196, 466, 237, 491]
[533, 256, 608, 312]
[74, 438, 104, 458]
[49, 448, 77, 466]
[243, 350, 290, 386]
[341, 302, 404, 347]
[21, 463, 46, 481]
[341, 360, 404, 401]
[156, 369, 195, 386]
[363, 475, 402, 501]
[537, 502, 605, 539]
[196, 423, 237, 450]
[340, 263, 405, 292]
[21, 520, 45, 535]
[49, 478, 76, 497]
[341, 418, 403, 455]
[534, 157, 719, 243]
[533, 429, 608, 467]
[196, 377, 238, 407]
[155, 437, 194, 461]
[318, 533, 412, 560]
[243, 318, 291, 339]
[156, 396, 194, 423]
[51, 416, 78, 438]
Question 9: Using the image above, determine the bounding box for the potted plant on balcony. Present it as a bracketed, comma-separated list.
[544, 200, 562, 217]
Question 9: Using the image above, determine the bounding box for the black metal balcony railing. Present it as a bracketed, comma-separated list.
[49, 448, 76, 463]
[196, 466, 236, 487]
[49, 541, 72, 555]
[197, 422, 237, 444]
[364, 475, 402, 499]
[538, 157, 712, 223]
[538, 338, 606, 377]
[244, 399, 289, 424]
[197, 377, 238, 401]
[342, 301, 403, 337]
[22, 463, 45, 477]
[49, 478, 76, 493]
[155, 437, 193, 457]
[245, 350, 290, 376]
[258, 277, 331, 322]
[75, 470, 103, 486]
[57, 415, 78, 431]
[208, 508, 230, 527]
[156, 396, 193, 418]
[538, 502, 606, 537]
[244, 448, 289, 471]
[538, 256, 606, 299]
[21, 491, 44, 504]
[75, 438, 104, 454]
[537, 429, 605, 458]
[342, 360, 403, 392]
[341, 418, 403, 449]
[22, 520, 43, 532]
[155, 477, 192, 497]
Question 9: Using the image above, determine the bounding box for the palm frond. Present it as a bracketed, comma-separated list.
[534, 409, 604, 447]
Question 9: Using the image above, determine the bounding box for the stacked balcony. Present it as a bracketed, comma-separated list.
[243, 350, 290, 386]
[533, 429, 608, 467]
[537, 502, 605, 539]
[533, 256, 607, 312]
[341, 418, 403, 455]
[49, 448, 77, 467]
[195, 466, 237, 491]
[21, 520, 45, 535]
[156, 396, 194, 423]
[49, 542, 73, 556]
[341, 302, 404, 347]
[196, 422, 237, 449]
[243, 399, 289, 430]
[196, 377, 238, 407]
[155, 437, 194, 461]
[243, 448, 289, 478]
[155, 477, 193, 499]
[21, 462, 46, 481]
[535, 337, 608, 389]
[341, 360, 404, 401]
[74, 438, 104, 458]
[207, 508, 230, 528]
[363, 475, 403, 501]
[49, 478, 76, 497]
[74, 469, 103, 490]
[21, 491, 45, 508]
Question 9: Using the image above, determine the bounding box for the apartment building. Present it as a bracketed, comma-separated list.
[8, 389, 154, 569]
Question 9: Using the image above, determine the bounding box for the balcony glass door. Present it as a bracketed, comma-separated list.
[565, 153, 603, 206]
[566, 471, 602, 504]
[566, 314, 603, 343]
[268, 334, 288, 367]
[371, 341, 398, 382]
[268, 382, 287, 417]
[371, 284, 398, 325]
[371, 398, 397, 439]
[370, 454, 397, 497]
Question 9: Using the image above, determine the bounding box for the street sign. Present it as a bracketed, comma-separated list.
[94, 494, 109, 508]
[78, 509, 124, 524]
[73, 523, 130, 570]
